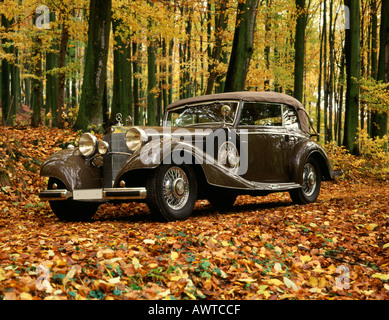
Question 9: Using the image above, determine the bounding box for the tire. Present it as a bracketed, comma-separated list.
[208, 189, 236, 212]
[289, 158, 321, 204]
[47, 178, 99, 221]
[146, 164, 197, 221]
[49, 200, 99, 222]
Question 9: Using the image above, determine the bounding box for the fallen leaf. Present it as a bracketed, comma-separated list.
[265, 278, 283, 286]
[171, 251, 179, 260]
[143, 239, 155, 245]
[300, 255, 312, 263]
[366, 224, 378, 231]
[274, 262, 282, 272]
[283, 277, 298, 292]
[372, 273, 389, 281]
[20, 292, 33, 300]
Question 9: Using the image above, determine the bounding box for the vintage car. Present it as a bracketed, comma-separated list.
[39, 91, 341, 221]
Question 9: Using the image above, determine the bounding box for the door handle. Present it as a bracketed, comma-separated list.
[285, 135, 296, 143]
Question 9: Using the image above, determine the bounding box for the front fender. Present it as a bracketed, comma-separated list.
[40, 149, 102, 191]
[290, 140, 335, 185]
[114, 138, 253, 190]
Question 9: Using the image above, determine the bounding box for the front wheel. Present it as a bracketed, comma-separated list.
[289, 158, 321, 204]
[147, 164, 197, 221]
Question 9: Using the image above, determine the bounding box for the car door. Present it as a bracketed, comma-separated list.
[281, 104, 303, 179]
[237, 102, 288, 183]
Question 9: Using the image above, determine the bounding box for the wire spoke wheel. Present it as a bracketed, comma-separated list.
[162, 166, 190, 210]
[147, 164, 197, 221]
[302, 163, 317, 197]
[289, 158, 321, 205]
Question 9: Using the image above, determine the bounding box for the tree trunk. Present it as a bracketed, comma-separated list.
[111, 18, 133, 125]
[132, 41, 140, 125]
[264, 0, 272, 91]
[224, 0, 259, 93]
[74, 0, 112, 131]
[323, 0, 329, 143]
[343, 0, 361, 155]
[1, 13, 11, 125]
[316, 1, 323, 142]
[147, 38, 157, 126]
[328, 0, 335, 142]
[293, 0, 306, 103]
[31, 38, 43, 128]
[45, 12, 58, 127]
[371, 0, 388, 140]
[205, 1, 227, 95]
[57, 13, 69, 129]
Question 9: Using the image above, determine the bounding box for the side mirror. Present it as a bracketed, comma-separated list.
[221, 105, 231, 117]
[221, 105, 231, 125]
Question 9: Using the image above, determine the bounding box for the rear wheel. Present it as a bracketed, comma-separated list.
[47, 178, 99, 221]
[147, 165, 197, 221]
[289, 158, 321, 204]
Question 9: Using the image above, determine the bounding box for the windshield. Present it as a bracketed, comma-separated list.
[166, 101, 239, 127]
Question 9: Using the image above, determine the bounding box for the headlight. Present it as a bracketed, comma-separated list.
[98, 141, 109, 155]
[78, 133, 98, 157]
[125, 127, 147, 152]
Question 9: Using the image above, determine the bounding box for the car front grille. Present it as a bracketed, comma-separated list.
[103, 133, 129, 188]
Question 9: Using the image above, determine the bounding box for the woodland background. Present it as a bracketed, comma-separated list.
[0, 0, 389, 301]
[0, 0, 388, 153]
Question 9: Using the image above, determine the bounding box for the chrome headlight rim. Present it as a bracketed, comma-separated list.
[78, 133, 98, 158]
[125, 127, 148, 153]
[98, 140, 109, 155]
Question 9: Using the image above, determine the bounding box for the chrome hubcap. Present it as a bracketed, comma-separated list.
[302, 163, 317, 197]
[163, 167, 189, 210]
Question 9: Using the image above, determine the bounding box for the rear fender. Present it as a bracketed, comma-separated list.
[40, 149, 102, 191]
[290, 140, 335, 185]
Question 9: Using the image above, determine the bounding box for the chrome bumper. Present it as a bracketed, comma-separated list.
[39, 187, 147, 201]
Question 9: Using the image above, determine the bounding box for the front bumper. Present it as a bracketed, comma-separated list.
[39, 187, 147, 202]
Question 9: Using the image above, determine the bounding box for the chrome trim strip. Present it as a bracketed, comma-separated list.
[103, 187, 147, 200]
[39, 189, 72, 201]
[39, 187, 147, 201]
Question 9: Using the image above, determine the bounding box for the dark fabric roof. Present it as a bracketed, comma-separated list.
[166, 91, 310, 133]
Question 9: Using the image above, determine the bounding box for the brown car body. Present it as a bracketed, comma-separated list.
[39, 92, 341, 221]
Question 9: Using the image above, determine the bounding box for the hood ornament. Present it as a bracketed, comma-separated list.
[116, 113, 123, 126]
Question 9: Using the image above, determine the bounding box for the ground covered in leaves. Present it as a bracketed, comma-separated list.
[1, 126, 389, 300]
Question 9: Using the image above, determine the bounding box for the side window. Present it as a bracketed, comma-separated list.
[239, 103, 283, 127]
[283, 105, 300, 130]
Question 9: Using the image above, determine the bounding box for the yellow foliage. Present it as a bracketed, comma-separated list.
[325, 129, 389, 180]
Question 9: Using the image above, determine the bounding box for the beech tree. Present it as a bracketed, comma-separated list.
[371, 0, 388, 140]
[343, 0, 361, 155]
[74, 0, 112, 131]
[224, 0, 259, 92]
[111, 18, 133, 126]
[293, 0, 307, 103]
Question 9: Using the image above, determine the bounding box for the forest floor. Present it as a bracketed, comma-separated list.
[0, 126, 389, 300]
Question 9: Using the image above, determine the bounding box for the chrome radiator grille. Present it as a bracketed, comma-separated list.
[103, 133, 129, 188]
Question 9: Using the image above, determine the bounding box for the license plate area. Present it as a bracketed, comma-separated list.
[73, 189, 103, 201]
